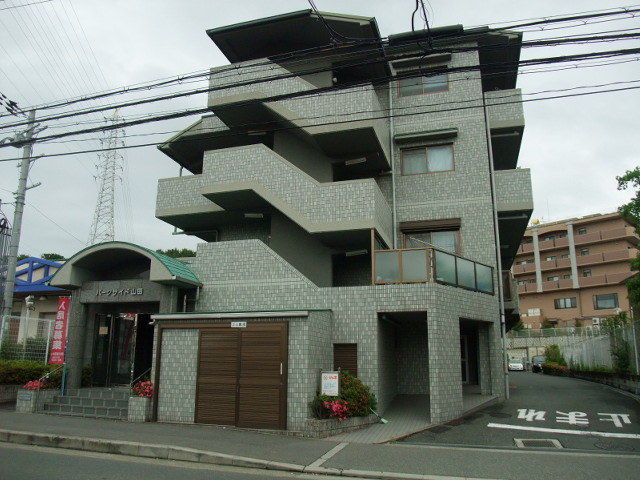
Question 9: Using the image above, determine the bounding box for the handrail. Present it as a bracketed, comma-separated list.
[131, 367, 152, 387]
[37, 364, 64, 384]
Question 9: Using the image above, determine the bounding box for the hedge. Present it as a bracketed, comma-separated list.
[0, 360, 92, 387]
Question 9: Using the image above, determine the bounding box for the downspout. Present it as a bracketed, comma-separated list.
[482, 91, 509, 400]
[388, 70, 398, 249]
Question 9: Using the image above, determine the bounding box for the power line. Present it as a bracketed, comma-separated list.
[2, 5, 639, 119]
[3, 45, 640, 147]
[0, 82, 637, 164]
[0, 0, 53, 11]
[26, 203, 84, 244]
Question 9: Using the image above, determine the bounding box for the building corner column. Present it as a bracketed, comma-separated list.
[532, 227, 543, 292]
[65, 290, 86, 389]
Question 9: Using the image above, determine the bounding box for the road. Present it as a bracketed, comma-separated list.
[0, 443, 340, 480]
[402, 371, 640, 452]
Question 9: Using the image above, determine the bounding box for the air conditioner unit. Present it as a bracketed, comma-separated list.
[592, 318, 600, 325]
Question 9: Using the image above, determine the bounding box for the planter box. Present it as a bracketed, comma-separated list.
[128, 396, 152, 422]
[15, 389, 57, 413]
[0, 384, 21, 403]
[304, 414, 379, 438]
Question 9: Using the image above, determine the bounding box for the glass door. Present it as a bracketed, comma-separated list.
[91, 314, 136, 386]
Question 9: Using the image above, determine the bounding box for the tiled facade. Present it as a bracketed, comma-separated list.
[54, 11, 532, 432]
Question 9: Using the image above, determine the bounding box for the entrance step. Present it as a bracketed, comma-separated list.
[39, 387, 131, 420]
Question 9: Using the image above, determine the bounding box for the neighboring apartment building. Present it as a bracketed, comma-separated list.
[514, 212, 638, 328]
[50, 10, 532, 432]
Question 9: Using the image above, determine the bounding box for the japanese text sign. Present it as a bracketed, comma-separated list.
[49, 297, 70, 364]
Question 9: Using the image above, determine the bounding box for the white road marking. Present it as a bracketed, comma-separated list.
[488, 423, 640, 439]
[598, 413, 632, 428]
[307, 442, 348, 468]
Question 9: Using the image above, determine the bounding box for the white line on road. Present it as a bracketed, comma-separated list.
[307, 442, 349, 468]
[488, 423, 640, 439]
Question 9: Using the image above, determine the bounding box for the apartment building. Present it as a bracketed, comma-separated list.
[51, 10, 532, 432]
[514, 212, 638, 328]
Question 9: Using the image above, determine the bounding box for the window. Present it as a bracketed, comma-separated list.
[583, 269, 592, 277]
[580, 249, 589, 256]
[555, 297, 577, 309]
[333, 343, 358, 377]
[546, 235, 556, 241]
[398, 72, 448, 96]
[563, 274, 572, 279]
[401, 145, 454, 175]
[517, 280, 529, 285]
[528, 308, 541, 316]
[594, 293, 619, 310]
[404, 229, 459, 253]
[577, 227, 587, 235]
[561, 254, 570, 259]
[547, 276, 559, 281]
[545, 256, 557, 261]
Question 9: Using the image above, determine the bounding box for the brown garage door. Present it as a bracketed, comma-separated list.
[195, 322, 288, 429]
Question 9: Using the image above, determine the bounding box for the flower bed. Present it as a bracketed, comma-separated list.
[128, 380, 154, 422]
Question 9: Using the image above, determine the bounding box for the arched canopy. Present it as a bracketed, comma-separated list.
[49, 241, 201, 289]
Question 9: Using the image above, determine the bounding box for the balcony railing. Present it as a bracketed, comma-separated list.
[517, 226, 639, 255]
[517, 271, 635, 294]
[373, 247, 494, 294]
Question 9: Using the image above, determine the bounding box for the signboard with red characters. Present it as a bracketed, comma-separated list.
[49, 297, 70, 364]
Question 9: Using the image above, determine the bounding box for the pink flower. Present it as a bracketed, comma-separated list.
[323, 400, 350, 421]
[23, 380, 46, 390]
[132, 380, 154, 397]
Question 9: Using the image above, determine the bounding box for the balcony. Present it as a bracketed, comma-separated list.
[156, 144, 394, 246]
[373, 247, 494, 294]
[486, 89, 525, 171]
[517, 227, 640, 255]
[207, 60, 390, 170]
[494, 168, 533, 213]
[517, 271, 636, 294]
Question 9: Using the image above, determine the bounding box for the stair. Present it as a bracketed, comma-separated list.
[39, 387, 130, 420]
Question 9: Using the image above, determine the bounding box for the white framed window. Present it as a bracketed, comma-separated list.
[594, 293, 619, 310]
[401, 145, 454, 175]
[555, 297, 577, 309]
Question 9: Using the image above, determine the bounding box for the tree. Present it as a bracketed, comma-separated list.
[156, 248, 196, 258]
[574, 318, 583, 328]
[41, 253, 65, 261]
[544, 344, 566, 366]
[511, 320, 525, 331]
[541, 320, 554, 329]
[617, 167, 640, 312]
[16, 254, 29, 261]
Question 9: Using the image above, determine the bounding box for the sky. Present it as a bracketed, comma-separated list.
[0, 0, 638, 258]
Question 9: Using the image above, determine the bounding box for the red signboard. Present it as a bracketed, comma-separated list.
[49, 297, 70, 364]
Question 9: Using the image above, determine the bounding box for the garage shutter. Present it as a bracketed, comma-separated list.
[333, 343, 358, 378]
[195, 322, 288, 429]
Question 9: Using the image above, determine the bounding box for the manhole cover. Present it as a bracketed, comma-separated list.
[515, 438, 563, 449]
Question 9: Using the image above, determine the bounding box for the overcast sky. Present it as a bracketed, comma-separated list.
[0, 0, 638, 258]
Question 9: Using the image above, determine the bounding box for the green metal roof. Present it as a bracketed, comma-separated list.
[148, 248, 201, 285]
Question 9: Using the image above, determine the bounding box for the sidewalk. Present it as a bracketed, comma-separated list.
[1, 410, 640, 480]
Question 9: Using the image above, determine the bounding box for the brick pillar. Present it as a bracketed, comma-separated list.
[428, 309, 462, 423]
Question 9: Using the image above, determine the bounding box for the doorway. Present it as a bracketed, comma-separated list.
[92, 313, 153, 386]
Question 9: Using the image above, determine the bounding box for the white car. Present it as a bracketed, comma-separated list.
[508, 361, 525, 371]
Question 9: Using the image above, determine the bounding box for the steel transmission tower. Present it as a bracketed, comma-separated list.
[88, 109, 125, 244]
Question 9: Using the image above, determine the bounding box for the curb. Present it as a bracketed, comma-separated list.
[0, 428, 486, 480]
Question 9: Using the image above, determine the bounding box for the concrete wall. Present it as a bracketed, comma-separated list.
[273, 131, 333, 182]
[396, 321, 430, 395]
[269, 214, 333, 287]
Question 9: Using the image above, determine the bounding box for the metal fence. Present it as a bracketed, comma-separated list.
[563, 322, 640, 374]
[0, 315, 54, 363]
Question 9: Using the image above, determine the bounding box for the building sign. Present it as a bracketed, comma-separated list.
[231, 321, 247, 328]
[96, 288, 144, 297]
[49, 297, 70, 364]
[321, 371, 340, 396]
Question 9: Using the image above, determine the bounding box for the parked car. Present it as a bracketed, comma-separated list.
[508, 360, 525, 371]
[531, 355, 546, 373]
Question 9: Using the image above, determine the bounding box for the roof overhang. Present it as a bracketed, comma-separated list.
[50, 241, 201, 289]
[207, 9, 382, 64]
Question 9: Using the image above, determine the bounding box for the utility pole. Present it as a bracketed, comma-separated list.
[0, 110, 42, 344]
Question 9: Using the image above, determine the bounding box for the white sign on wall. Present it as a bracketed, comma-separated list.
[231, 321, 247, 328]
[321, 371, 340, 396]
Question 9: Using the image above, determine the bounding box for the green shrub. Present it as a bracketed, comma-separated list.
[544, 344, 566, 366]
[611, 339, 631, 374]
[310, 371, 377, 419]
[541, 362, 568, 375]
[0, 360, 56, 385]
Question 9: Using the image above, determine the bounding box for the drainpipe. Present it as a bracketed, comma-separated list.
[482, 91, 509, 400]
[388, 72, 398, 249]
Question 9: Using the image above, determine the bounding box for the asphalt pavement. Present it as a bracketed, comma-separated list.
[402, 371, 640, 452]
[0, 443, 322, 480]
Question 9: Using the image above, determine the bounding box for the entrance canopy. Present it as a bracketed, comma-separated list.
[50, 241, 201, 289]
